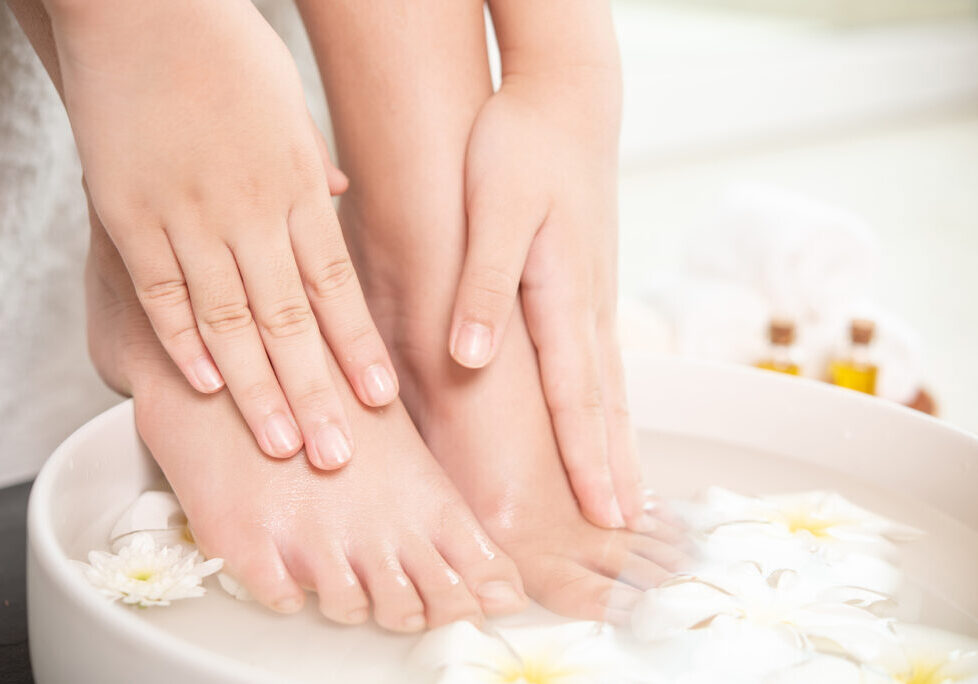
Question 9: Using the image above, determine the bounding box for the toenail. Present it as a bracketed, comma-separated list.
[451, 322, 492, 368]
[275, 596, 303, 613]
[476, 581, 523, 609]
[345, 608, 369, 624]
[312, 423, 352, 469]
[265, 412, 301, 456]
[402, 613, 426, 631]
[363, 364, 397, 405]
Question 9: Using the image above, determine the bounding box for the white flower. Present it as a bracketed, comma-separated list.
[867, 624, 978, 683]
[410, 620, 648, 684]
[692, 489, 920, 559]
[76, 532, 223, 607]
[109, 490, 194, 553]
[632, 563, 898, 663]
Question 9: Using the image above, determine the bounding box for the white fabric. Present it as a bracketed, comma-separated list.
[0, 2, 328, 487]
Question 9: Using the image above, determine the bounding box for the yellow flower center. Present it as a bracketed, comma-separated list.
[129, 569, 156, 582]
[780, 512, 836, 538]
[499, 659, 578, 684]
[896, 661, 952, 684]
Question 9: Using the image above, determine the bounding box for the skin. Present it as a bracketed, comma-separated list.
[298, 0, 688, 621]
[449, 1, 646, 531]
[38, 0, 401, 470]
[10, 0, 530, 632]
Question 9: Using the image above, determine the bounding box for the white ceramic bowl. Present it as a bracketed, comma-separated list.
[28, 357, 978, 683]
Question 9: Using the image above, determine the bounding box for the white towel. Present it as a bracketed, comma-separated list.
[626, 182, 923, 404]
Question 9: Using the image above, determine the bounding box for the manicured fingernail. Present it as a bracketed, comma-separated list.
[403, 613, 426, 631]
[363, 364, 396, 405]
[451, 322, 492, 368]
[191, 357, 224, 392]
[477, 581, 524, 610]
[346, 608, 369, 624]
[275, 596, 303, 613]
[265, 412, 301, 456]
[607, 497, 626, 528]
[312, 423, 352, 469]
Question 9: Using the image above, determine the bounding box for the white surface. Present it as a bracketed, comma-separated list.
[27, 357, 978, 683]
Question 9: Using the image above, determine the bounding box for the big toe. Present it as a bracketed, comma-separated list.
[438, 518, 527, 617]
[521, 553, 642, 624]
[401, 541, 484, 628]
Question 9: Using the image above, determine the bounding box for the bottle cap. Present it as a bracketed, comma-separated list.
[851, 319, 875, 345]
[769, 318, 796, 345]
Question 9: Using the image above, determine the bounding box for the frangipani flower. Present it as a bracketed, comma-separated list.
[632, 563, 898, 663]
[410, 620, 648, 684]
[109, 490, 194, 553]
[869, 624, 978, 684]
[76, 532, 223, 607]
[692, 489, 921, 559]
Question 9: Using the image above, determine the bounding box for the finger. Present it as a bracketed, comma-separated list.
[308, 115, 349, 196]
[290, 194, 399, 409]
[526, 295, 624, 529]
[448, 190, 538, 369]
[598, 324, 647, 529]
[116, 228, 224, 394]
[233, 231, 354, 471]
[171, 234, 302, 459]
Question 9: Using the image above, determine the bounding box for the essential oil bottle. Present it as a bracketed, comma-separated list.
[756, 318, 800, 376]
[830, 319, 877, 395]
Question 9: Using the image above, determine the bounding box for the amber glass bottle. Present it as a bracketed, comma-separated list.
[830, 319, 877, 395]
[756, 319, 800, 376]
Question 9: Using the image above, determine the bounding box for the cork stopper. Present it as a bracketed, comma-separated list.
[768, 318, 796, 346]
[850, 319, 875, 345]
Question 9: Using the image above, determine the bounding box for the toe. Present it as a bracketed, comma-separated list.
[436, 522, 527, 616]
[357, 551, 427, 633]
[628, 534, 690, 573]
[401, 543, 483, 628]
[312, 553, 370, 625]
[219, 537, 305, 614]
[523, 554, 641, 624]
[618, 553, 672, 590]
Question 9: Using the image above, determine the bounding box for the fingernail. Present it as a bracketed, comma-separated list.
[403, 613, 426, 631]
[345, 608, 369, 624]
[312, 423, 352, 469]
[275, 596, 303, 613]
[607, 497, 626, 528]
[191, 357, 224, 392]
[476, 581, 524, 610]
[265, 412, 301, 456]
[451, 322, 492, 368]
[363, 364, 396, 405]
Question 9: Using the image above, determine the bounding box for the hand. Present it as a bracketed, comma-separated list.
[452, 69, 646, 529]
[49, 0, 398, 469]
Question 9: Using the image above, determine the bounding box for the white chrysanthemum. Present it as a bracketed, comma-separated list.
[410, 620, 648, 684]
[76, 532, 223, 607]
[692, 489, 921, 559]
[632, 563, 898, 664]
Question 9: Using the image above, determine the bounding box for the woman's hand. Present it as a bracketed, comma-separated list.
[452, 63, 646, 530]
[47, 0, 398, 469]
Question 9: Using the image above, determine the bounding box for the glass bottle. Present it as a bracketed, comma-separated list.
[756, 318, 800, 375]
[830, 319, 877, 395]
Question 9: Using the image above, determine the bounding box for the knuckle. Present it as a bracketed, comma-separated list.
[139, 278, 190, 308]
[200, 301, 254, 335]
[290, 383, 336, 411]
[162, 322, 201, 348]
[258, 297, 315, 339]
[549, 382, 604, 419]
[241, 379, 280, 405]
[465, 264, 518, 308]
[305, 257, 356, 301]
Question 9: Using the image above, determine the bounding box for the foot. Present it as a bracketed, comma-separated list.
[84, 211, 527, 632]
[343, 207, 687, 624]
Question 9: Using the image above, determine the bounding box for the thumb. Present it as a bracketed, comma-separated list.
[450, 195, 538, 369]
[308, 115, 349, 196]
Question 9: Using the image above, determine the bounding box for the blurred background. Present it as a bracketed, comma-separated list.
[1, 0, 977, 488]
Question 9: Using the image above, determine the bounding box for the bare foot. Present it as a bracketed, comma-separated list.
[342, 200, 686, 624]
[84, 210, 526, 632]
